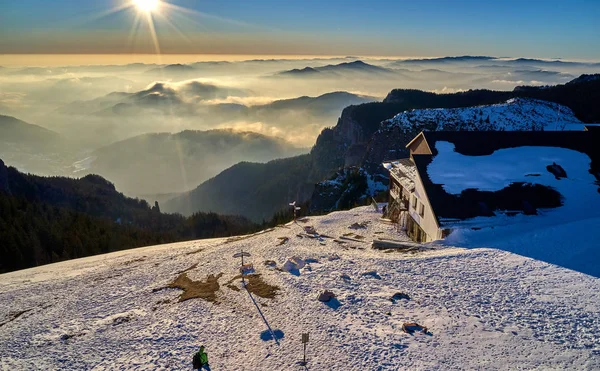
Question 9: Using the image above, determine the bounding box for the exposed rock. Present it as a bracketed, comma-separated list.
[317, 290, 336, 302]
[310, 167, 369, 213]
[349, 222, 369, 229]
[402, 322, 428, 334]
[391, 292, 411, 301]
[547, 162, 568, 179]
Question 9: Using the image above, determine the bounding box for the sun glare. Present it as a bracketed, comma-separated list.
[133, 0, 160, 13]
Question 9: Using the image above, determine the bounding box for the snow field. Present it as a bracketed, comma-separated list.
[1, 206, 599, 370]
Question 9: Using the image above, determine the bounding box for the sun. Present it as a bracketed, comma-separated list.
[133, 0, 160, 13]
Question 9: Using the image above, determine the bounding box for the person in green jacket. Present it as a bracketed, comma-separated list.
[193, 345, 210, 370]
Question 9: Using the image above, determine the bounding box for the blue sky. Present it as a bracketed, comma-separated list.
[0, 0, 598, 58]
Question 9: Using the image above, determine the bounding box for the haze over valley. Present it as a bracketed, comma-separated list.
[2, 55, 599, 199]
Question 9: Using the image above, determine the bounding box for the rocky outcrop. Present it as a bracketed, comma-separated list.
[0, 159, 10, 194]
[310, 102, 408, 180]
[309, 167, 372, 213]
[363, 98, 584, 175]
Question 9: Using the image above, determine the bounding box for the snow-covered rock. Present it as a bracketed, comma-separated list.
[282, 256, 306, 273]
[362, 98, 588, 175]
[383, 98, 584, 133]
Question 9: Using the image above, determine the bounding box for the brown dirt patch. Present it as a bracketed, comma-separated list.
[226, 274, 280, 299]
[226, 284, 241, 292]
[168, 272, 224, 303]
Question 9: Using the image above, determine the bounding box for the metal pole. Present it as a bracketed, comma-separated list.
[241, 250, 245, 284]
[303, 342, 306, 364]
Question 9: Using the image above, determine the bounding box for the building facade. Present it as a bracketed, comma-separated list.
[384, 130, 599, 243]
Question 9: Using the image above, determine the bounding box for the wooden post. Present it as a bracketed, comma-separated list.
[301, 333, 309, 366]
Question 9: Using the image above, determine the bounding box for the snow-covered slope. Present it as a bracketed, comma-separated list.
[1, 206, 600, 370]
[427, 141, 600, 276]
[382, 98, 584, 132]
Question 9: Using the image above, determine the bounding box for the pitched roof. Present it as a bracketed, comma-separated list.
[413, 131, 600, 226]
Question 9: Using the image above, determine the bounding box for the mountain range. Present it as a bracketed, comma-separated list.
[276, 60, 397, 78]
[164, 74, 600, 221]
[57, 84, 374, 119]
[0, 159, 259, 273]
[388, 56, 600, 68]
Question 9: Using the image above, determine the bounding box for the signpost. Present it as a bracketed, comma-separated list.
[232, 250, 251, 284]
[300, 333, 309, 366]
[289, 201, 301, 222]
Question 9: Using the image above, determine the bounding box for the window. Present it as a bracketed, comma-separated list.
[411, 195, 417, 209]
[418, 202, 425, 217]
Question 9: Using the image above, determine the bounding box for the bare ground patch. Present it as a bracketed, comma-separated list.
[226, 274, 280, 299]
[0, 308, 35, 328]
[224, 228, 275, 244]
[185, 248, 204, 256]
[177, 263, 198, 275]
[168, 273, 224, 303]
[123, 257, 146, 266]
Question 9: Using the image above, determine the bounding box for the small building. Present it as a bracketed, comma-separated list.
[384, 130, 600, 243]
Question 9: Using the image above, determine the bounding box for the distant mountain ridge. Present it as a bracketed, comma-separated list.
[145, 63, 195, 74]
[399, 56, 497, 63]
[84, 129, 308, 196]
[0, 115, 59, 145]
[277, 60, 396, 77]
[251, 91, 376, 116]
[163, 154, 314, 222]
[388, 55, 600, 68]
[57, 85, 374, 120]
[0, 115, 74, 175]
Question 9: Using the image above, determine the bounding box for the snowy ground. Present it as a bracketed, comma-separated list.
[1, 206, 600, 370]
[429, 141, 600, 277]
